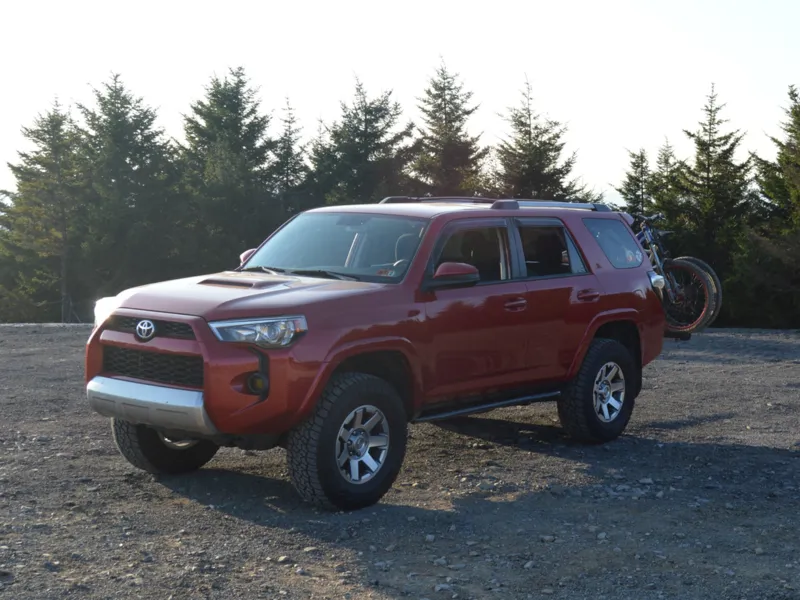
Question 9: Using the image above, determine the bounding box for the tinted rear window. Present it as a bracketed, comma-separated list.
[583, 218, 644, 269]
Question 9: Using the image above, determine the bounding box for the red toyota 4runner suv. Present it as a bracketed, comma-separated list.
[86, 197, 668, 510]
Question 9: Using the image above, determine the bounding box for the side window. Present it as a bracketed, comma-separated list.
[518, 224, 587, 277]
[434, 226, 509, 283]
[583, 218, 644, 269]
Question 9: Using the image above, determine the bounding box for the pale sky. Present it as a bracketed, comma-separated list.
[1, 0, 797, 207]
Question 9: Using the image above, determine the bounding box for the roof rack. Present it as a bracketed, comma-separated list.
[513, 200, 612, 212]
[379, 196, 495, 204]
[379, 196, 613, 212]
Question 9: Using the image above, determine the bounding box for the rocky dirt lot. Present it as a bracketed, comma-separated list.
[0, 325, 799, 600]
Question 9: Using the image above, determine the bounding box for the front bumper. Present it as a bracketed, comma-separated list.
[87, 376, 218, 436]
[85, 308, 328, 436]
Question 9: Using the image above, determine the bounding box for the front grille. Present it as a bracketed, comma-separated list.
[108, 316, 195, 340]
[103, 346, 204, 388]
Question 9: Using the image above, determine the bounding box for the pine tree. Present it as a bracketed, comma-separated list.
[496, 79, 597, 201]
[615, 149, 653, 214]
[308, 78, 418, 205]
[753, 85, 800, 229]
[677, 85, 756, 268]
[649, 140, 687, 223]
[268, 99, 309, 215]
[78, 74, 180, 297]
[414, 62, 488, 196]
[182, 66, 277, 266]
[0, 101, 84, 321]
[726, 85, 800, 328]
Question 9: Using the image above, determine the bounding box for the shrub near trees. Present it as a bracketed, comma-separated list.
[1, 65, 798, 328]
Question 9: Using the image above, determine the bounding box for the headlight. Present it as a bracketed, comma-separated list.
[93, 297, 120, 327]
[208, 316, 308, 348]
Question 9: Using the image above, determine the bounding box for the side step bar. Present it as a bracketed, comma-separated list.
[412, 390, 561, 423]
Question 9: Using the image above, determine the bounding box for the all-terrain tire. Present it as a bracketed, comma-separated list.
[662, 258, 717, 334]
[557, 338, 637, 444]
[286, 372, 408, 511]
[675, 255, 722, 326]
[111, 418, 219, 474]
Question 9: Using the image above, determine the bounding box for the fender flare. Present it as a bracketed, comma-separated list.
[296, 337, 424, 418]
[566, 309, 642, 379]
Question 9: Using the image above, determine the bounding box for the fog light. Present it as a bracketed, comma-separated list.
[247, 373, 269, 395]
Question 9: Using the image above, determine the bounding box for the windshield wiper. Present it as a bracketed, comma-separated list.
[238, 266, 288, 275]
[285, 269, 359, 281]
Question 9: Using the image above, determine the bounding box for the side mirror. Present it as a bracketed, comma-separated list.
[423, 262, 480, 291]
[239, 248, 256, 265]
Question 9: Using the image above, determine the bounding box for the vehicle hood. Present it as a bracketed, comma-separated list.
[111, 271, 386, 321]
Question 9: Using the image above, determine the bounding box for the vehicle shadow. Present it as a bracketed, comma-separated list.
[431, 411, 739, 441]
[153, 413, 800, 600]
[646, 412, 737, 431]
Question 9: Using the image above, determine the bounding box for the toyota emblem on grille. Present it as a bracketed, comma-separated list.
[135, 319, 156, 341]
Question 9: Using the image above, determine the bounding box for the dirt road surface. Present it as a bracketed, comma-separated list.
[1, 325, 799, 599]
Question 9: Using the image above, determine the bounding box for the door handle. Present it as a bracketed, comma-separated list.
[576, 289, 601, 302]
[504, 298, 528, 311]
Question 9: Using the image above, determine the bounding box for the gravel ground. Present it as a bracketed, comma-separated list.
[1, 325, 799, 600]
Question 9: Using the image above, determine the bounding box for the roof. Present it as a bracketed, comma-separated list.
[307, 196, 622, 220]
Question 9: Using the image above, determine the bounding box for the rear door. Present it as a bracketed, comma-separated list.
[509, 217, 604, 382]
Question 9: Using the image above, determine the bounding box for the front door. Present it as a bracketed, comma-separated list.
[421, 218, 533, 400]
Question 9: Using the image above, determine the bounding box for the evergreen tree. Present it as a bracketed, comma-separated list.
[649, 140, 688, 223]
[0, 101, 84, 321]
[725, 227, 800, 327]
[182, 66, 277, 267]
[496, 79, 597, 201]
[753, 85, 800, 229]
[726, 85, 800, 328]
[308, 79, 418, 205]
[615, 149, 652, 214]
[414, 62, 488, 195]
[616, 149, 652, 214]
[78, 74, 180, 297]
[268, 99, 309, 215]
[676, 85, 756, 268]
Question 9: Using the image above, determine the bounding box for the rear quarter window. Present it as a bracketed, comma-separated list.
[583, 217, 644, 269]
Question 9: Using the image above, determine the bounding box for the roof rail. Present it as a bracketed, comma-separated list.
[379, 196, 496, 204]
[379, 196, 613, 212]
[488, 199, 612, 211]
[515, 200, 612, 212]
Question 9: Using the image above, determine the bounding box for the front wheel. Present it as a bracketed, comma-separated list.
[661, 258, 717, 334]
[286, 372, 408, 511]
[674, 256, 722, 327]
[111, 419, 219, 474]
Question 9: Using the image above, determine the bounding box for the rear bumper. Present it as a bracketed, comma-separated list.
[86, 376, 218, 436]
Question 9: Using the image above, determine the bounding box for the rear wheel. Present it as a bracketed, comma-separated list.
[111, 419, 219, 474]
[674, 256, 722, 326]
[558, 338, 637, 443]
[286, 372, 408, 511]
[662, 258, 717, 334]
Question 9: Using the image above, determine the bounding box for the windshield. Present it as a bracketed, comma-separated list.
[243, 212, 428, 282]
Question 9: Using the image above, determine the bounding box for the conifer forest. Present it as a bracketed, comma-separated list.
[1, 64, 798, 327]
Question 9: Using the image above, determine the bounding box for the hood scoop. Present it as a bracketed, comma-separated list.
[198, 275, 290, 290]
[199, 278, 255, 288]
